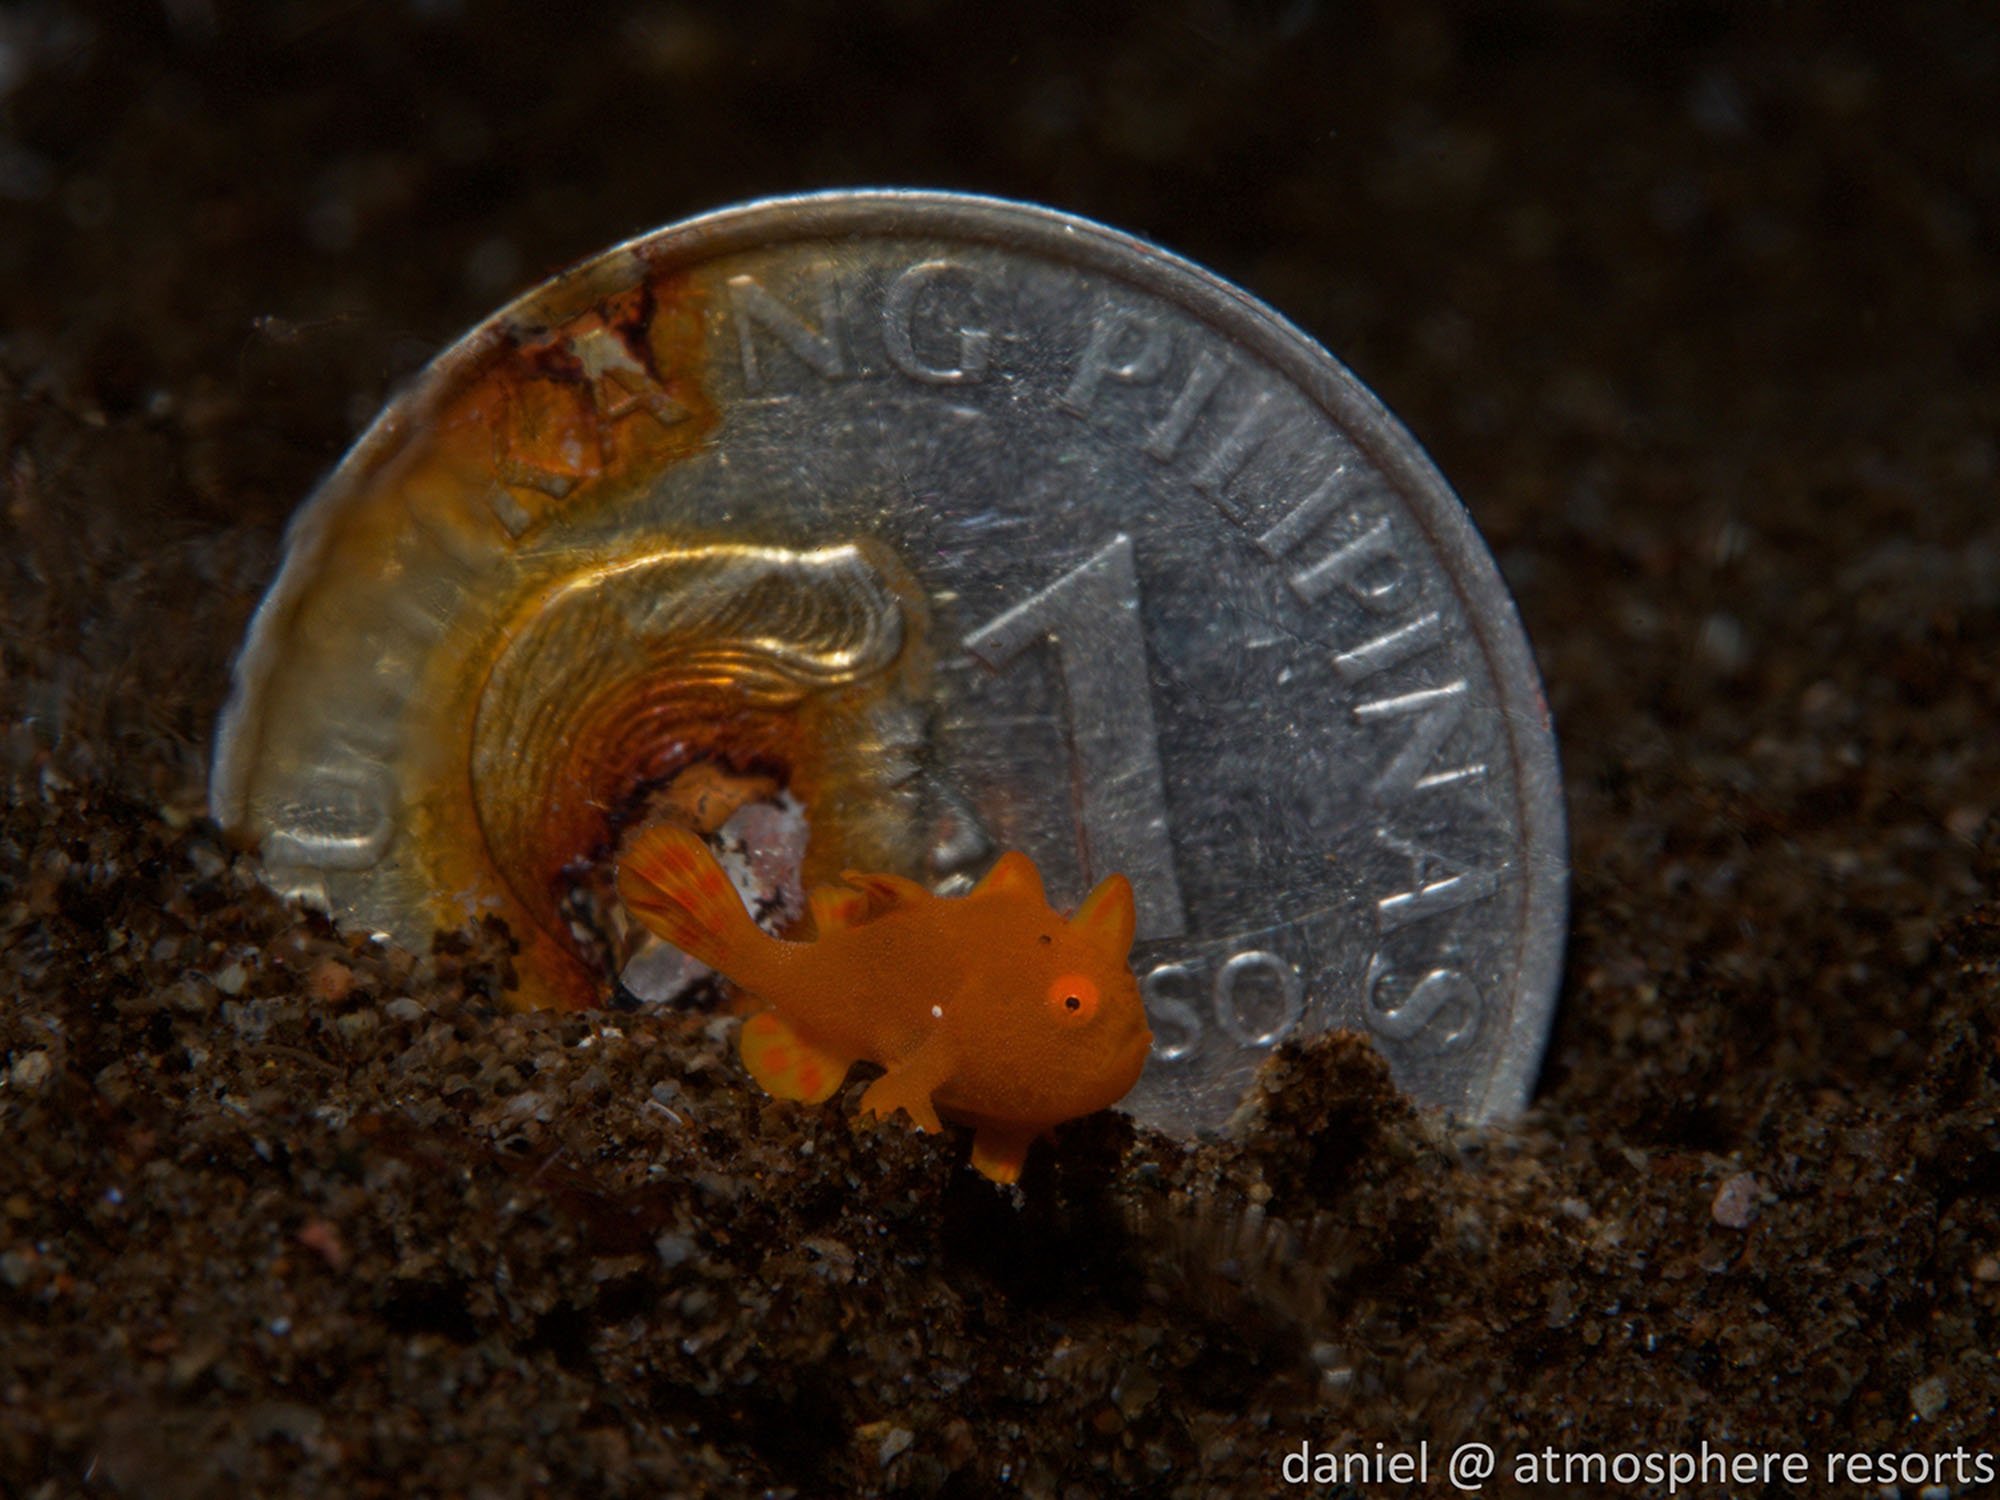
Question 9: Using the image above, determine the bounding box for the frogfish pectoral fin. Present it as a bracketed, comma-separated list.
[969, 1123, 1040, 1184]
[858, 1071, 945, 1134]
[738, 1010, 850, 1105]
[857, 1029, 956, 1134]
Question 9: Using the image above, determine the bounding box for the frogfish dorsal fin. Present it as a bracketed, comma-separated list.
[738, 1009, 850, 1104]
[838, 869, 932, 920]
[808, 884, 872, 934]
[1069, 872, 1136, 961]
[969, 850, 1046, 904]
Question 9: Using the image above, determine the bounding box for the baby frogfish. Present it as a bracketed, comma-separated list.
[616, 826, 1153, 1182]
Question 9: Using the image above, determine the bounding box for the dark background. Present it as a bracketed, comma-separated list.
[3, 2, 1997, 1494]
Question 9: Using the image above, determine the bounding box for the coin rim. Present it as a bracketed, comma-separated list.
[212, 188, 1568, 1123]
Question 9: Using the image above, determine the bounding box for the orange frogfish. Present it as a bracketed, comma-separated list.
[616, 826, 1153, 1182]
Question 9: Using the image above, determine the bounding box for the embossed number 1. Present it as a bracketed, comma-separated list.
[965, 535, 1187, 940]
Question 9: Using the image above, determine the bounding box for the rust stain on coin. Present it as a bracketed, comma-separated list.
[385, 271, 733, 1008]
[217, 247, 939, 1011]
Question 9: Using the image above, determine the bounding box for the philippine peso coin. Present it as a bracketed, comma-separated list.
[212, 191, 1567, 1137]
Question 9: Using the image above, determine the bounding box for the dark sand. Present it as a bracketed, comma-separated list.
[3, 3, 1997, 1495]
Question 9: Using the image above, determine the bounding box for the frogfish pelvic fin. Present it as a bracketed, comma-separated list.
[616, 824, 1153, 1182]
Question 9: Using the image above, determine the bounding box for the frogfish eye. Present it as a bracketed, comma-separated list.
[1046, 972, 1100, 1023]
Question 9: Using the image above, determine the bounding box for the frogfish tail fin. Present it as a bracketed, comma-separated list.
[616, 824, 768, 982]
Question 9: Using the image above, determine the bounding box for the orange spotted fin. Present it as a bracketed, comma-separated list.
[808, 883, 872, 934]
[617, 824, 764, 978]
[970, 1123, 1039, 1184]
[739, 1010, 850, 1104]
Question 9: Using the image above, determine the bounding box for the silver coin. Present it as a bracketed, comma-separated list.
[211, 190, 1567, 1137]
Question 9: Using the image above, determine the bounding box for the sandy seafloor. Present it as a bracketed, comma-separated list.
[2, 3, 1998, 1495]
